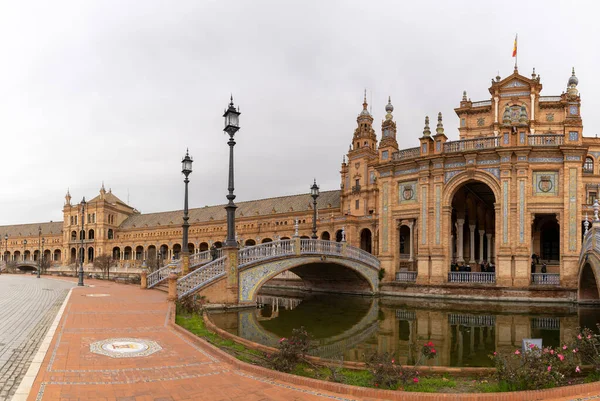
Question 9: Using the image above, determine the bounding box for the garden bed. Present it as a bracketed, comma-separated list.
[176, 311, 595, 394]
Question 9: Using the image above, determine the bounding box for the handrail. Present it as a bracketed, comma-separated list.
[177, 256, 228, 299]
[471, 100, 492, 107]
[147, 262, 180, 288]
[395, 271, 417, 282]
[238, 239, 296, 268]
[527, 134, 564, 146]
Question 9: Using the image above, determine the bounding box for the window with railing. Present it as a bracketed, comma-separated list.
[584, 157, 594, 174]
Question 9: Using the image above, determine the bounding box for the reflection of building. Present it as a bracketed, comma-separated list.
[0, 66, 595, 293]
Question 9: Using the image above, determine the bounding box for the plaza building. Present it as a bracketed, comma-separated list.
[0, 66, 596, 294]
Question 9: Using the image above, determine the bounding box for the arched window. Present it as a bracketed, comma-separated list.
[107, 229, 113, 240]
[79, 230, 85, 240]
[584, 157, 594, 174]
[88, 229, 95, 240]
[71, 231, 77, 241]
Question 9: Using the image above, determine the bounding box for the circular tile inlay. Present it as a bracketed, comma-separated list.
[90, 338, 161, 358]
[85, 294, 110, 297]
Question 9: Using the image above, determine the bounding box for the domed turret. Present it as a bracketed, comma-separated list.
[568, 67, 578, 87]
[385, 96, 393, 113]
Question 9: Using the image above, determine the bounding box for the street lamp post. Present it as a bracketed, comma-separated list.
[37, 226, 41, 278]
[4, 234, 7, 263]
[181, 150, 193, 274]
[78, 197, 86, 286]
[223, 96, 241, 248]
[310, 179, 320, 239]
[23, 239, 27, 262]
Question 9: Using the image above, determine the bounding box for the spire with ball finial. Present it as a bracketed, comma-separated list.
[436, 112, 445, 136]
[423, 116, 431, 137]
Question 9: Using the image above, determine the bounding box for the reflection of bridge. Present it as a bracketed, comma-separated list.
[235, 297, 380, 359]
[149, 238, 381, 305]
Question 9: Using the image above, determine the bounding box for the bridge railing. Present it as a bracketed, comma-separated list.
[238, 239, 295, 268]
[395, 271, 417, 282]
[177, 256, 228, 299]
[147, 261, 180, 288]
[189, 248, 223, 267]
[299, 238, 343, 255]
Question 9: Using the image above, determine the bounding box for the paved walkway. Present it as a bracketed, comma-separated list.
[23, 278, 364, 401]
[0, 275, 74, 400]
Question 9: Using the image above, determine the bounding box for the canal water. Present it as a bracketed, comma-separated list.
[209, 289, 600, 367]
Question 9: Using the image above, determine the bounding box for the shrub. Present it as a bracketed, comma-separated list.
[269, 326, 312, 372]
[366, 341, 438, 389]
[490, 344, 580, 391]
[571, 325, 600, 372]
[176, 294, 205, 315]
[378, 268, 385, 280]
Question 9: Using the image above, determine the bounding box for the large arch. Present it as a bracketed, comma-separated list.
[444, 173, 499, 273]
[238, 257, 379, 302]
[360, 228, 372, 254]
[54, 249, 61, 262]
[578, 253, 600, 303]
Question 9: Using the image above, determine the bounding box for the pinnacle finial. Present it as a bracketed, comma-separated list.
[362, 89, 368, 110]
[436, 112, 445, 135]
[585, 213, 590, 235]
[423, 116, 431, 137]
[342, 155, 346, 164]
[572, 67, 576, 75]
[594, 199, 600, 222]
[462, 91, 467, 101]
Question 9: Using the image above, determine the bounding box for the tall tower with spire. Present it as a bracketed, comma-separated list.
[340, 92, 379, 243]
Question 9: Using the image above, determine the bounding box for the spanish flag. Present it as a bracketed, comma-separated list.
[512, 34, 518, 57]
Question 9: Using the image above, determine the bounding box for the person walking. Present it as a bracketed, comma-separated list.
[210, 245, 218, 261]
[541, 262, 547, 283]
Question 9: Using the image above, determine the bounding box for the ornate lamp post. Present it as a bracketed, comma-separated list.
[78, 197, 86, 286]
[37, 226, 41, 278]
[42, 237, 45, 274]
[4, 234, 7, 262]
[223, 96, 240, 248]
[181, 149, 193, 273]
[23, 239, 27, 261]
[310, 179, 320, 239]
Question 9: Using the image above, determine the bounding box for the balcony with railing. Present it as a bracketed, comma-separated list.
[531, 273, 560, 285]
[448, 272, 496, 284]
[351, 184, 361, 194]
[395, 271, 417, 282]
[443, 136, 499, 153]
[527, 134, 564, 146]
[392, 146, 421, 161]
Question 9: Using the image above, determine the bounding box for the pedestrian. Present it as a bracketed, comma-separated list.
[531, 260, 536, 274]
[210, 245, 218, 261]
[541, 262, 547, 283]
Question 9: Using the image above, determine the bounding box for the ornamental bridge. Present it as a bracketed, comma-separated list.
[147, 238, 380, 305]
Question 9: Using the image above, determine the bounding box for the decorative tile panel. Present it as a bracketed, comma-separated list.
[517, 156, 527, 161]
[569, 168, 577, 251]
[501, 156, 511, 163]
[503, 181, 508, 244]
[500, 91, 530, 97]
[569, 131, 579, 141]
[519, 180, 525, 243]
[532, 171, 559, 196]
[482, 168, 500, 179]
[420, 164, 429, 170]
[434, 163, 443, 169]
[382, 150, 389, 160]
[382, 183, 389, 252]
[421, 186, 427, 245]
[380, 171, 391, 178]
[503, 133, 509, 144]
[478, 159, 500, 165]
[436, 141, 441, 152]
[529, 157, 563, 163]
[398, 181, 417, 203]
[435, 185, 441, 245]
[444, 170, 460, 183]
[445, 162, 466, 169]
[395, 168, 419, 176]
[422, 143, 427, 153]
[565, 155, 581, 161]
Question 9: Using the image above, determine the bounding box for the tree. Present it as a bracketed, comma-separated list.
[93, 254, 114, 279]
[40, 255, 52, 274]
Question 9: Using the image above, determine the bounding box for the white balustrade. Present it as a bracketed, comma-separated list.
[177, 256, 228, 298]
[448, 272, 495, 284]
[392, 147, 421, 161]
[238, 239, 295, 268]
[395, 271, 417, 282]
[531, 273, 560, 285]
[443, 137, 499, 153]
[147, 262, 181, 288]
[527, 134, 564, 146]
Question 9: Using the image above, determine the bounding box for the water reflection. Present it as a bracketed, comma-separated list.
[208, 291, 600, 367]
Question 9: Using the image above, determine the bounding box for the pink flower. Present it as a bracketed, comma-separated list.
[563, 345, 568, 350]
[558, 354, 564, 361]
[493, 352, 497, 356]
[515, 350, 521, 355]
[529, 343, 536, 349]
[550, 350, 554, 355]
[576, 366, 581, 373]
[413, 377, 419, 383]
[375, 383, 379, 387]
[431, 349, 436, 354]
[279, 338, 286, 343]
[426, 341, 433, 347]
[391, 359, 395, 364]
[588, 334, 592, 339]
[578, 334, 583, 340]
[547, 366, 552, 372]
[573, 348, 578, 353]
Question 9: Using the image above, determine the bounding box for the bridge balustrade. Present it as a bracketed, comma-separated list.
[299, 238, 342, 255]
[531, 273, 560, 285]
[448, 271, 495, 284]
[238, 239, 295, 268]
[147, 262, 181, 288]
[177, 256, 228, 298]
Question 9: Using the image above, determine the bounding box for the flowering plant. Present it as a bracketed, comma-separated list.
[571, 325, 600, 372]
[269, 326, 312, 372]
[490, 343, 579, 391]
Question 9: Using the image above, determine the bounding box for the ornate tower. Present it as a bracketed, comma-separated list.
[378, 96, 398, 160]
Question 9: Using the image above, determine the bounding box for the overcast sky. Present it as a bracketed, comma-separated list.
[0, 0, 598, 225]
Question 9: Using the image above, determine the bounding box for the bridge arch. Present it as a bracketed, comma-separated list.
[239, 256, 378, 303]
[578, 251, 600, 303]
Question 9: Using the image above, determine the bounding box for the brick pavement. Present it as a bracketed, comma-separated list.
[24, 279, 365, 401]
[0, 275, 74, 400]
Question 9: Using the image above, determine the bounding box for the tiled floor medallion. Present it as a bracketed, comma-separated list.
[90, 338, 161, 358]
[85, 294, 110, 297]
